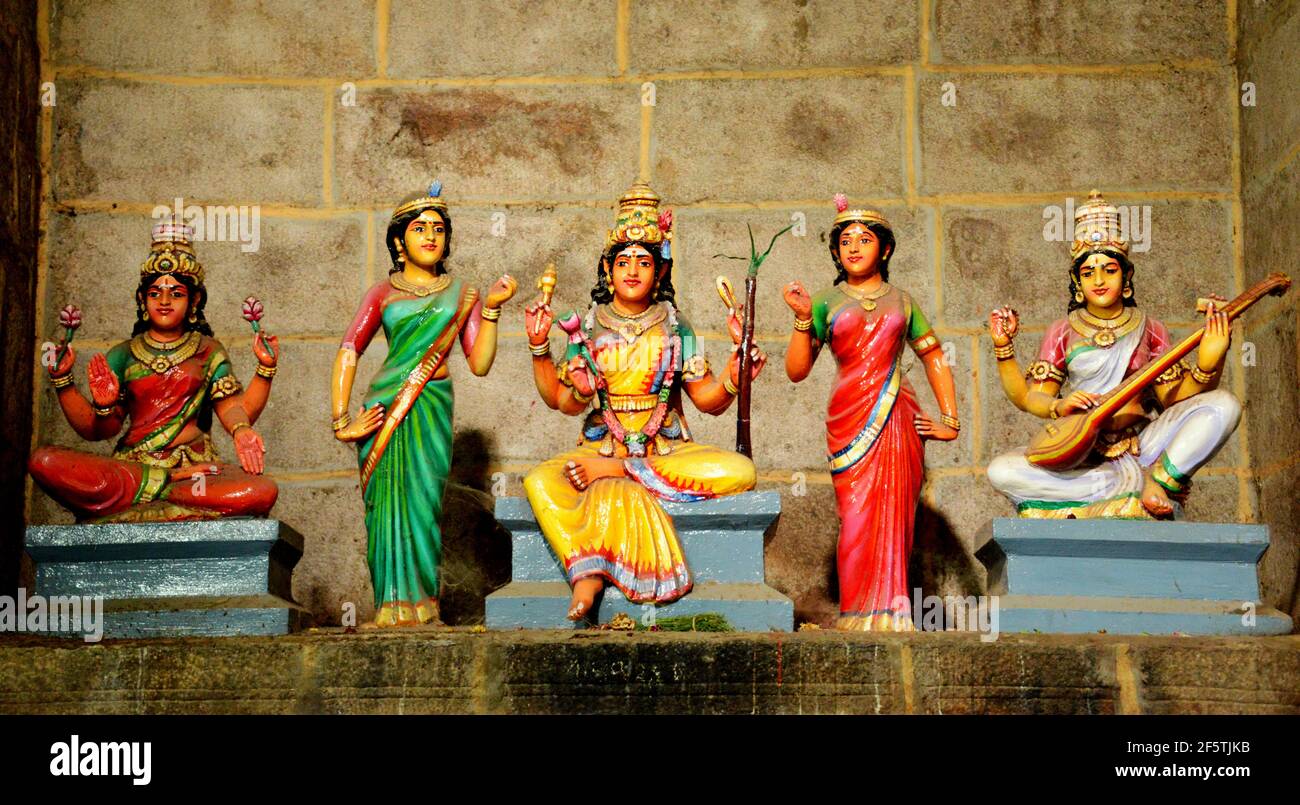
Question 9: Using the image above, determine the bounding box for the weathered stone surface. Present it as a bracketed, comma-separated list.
[1256, 470, 1299, 618]
[918, 71, 1234, 194]
[1134, 639, 1300, 714]
[333, 86, 641, 206]
[1244, 159, 1300, 297]
[941, 201, 1234, 329]
[1243, 305, 1299, 469]
[51, 0, 377, 77]
[45, 211, 369, 340]
[933, 0, 1228, 64]
[273, 478, 371, 623]
[652, 76, 907, 204]
[1239, 2, 1300, 181]
[924, 472, 1013, 573]
[388, 0, 618, 78]
[911, 636, 1120, 714]
[4, 630, 1297, 715]
[53, 80, 324, 205]
[630, 0, 918, 72]
[760, 481, 840, 626]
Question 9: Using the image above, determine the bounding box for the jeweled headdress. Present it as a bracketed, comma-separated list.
[141, 220, 204, 285]
[391, 179, 448, 221]
[833, 193, 891, 230]
[605, 181, 673, 259]
[1070, 188, 1129, 260]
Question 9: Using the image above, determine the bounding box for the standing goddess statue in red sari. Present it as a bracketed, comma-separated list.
[29, 222, 278, 523]
[783, 197, 959, 631]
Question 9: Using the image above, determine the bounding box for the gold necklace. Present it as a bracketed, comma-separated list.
[597, 303, 666, 342]
[1069, 307, 1141, 348]
[389, 271, 452, 297]
[839, 281, 891, 312]
[131, 330, 201, 374]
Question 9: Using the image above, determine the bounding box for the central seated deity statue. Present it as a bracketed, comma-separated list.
[521, 182, 765, 622]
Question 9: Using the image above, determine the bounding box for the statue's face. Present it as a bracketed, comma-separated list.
[143, 275, 192, 331]
[1078, 253, 1124, 310]
[399, 210, 447, 270]
[610, 244, 657, 305]
[837, 223, 889, 280]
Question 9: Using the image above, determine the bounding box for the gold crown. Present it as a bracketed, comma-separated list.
[141, 221, 204, 284]
[832, 194, 891, 230]
[1070, 189, 1129, 260]
[605, 181, 671, 251]
[391, 180, 449, 221]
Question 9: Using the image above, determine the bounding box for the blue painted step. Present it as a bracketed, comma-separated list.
[979, 518, 1293, 636]
[486, 491, 793, 632]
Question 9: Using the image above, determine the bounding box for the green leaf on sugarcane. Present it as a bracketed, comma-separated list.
[639, 612, 734, 632]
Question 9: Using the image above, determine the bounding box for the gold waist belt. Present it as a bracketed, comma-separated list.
[1094, 425, 1144, 459]
[606, 393, 660, 413]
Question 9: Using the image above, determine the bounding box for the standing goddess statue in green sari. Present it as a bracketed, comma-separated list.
[330, 181, 517, 627]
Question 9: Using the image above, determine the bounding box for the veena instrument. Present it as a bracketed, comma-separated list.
[1026, 272, 1291, 471]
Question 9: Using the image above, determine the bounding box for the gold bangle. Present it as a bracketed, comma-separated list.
[230, 422, 252, 437]
[481, 306, 502, 322]
[793, 317, 813, 332]
[50, 373, 74, 389]
[993, 342, 1015, 360]
[255, 364, 277, 379]
[1190, 364, 1216, 384]
[723, 376, 739, 396]
[570, 386, 593, 405]
[92, 403, 115, 417]
[331, 414, 351, 432]
[1049, 399, 1060, 420]
[529, 341, 551, 357]
[940, 414, 961, 431]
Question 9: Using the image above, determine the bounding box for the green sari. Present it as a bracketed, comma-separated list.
[358, 278, 476, 621]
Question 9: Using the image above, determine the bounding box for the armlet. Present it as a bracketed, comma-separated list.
[1025, 360, 1066, 384]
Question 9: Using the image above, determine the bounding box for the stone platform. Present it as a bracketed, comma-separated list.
[1, 629, 1296, 715]
[979, 518, 1293, 636]
[485, 492, 794, 631]
[24, 518, 306, 638]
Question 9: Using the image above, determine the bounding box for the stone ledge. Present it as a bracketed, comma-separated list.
[0, 631, 1295, 715]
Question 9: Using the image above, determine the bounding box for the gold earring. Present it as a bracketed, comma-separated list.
[1074, 289, 1085, 304]
[1122, 285, 1133, 299]
[140, 308, 149, 321]
[188, 309, 198, 323]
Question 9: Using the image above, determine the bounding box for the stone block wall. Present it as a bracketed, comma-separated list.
[25, 0, 1295, 625]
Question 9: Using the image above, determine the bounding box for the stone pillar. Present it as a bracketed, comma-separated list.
[0, 0, 41, 598]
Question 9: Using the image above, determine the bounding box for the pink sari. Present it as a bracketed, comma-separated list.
[823, 292, 924, 630]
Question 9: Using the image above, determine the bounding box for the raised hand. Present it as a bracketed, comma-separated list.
[233, 427, 266, 475]
[783, 281, 813, 320]
[335, 404, 385, 443]
[253, 331, 280, 367]
[525, 300, 554, 344]
[989, 306, 1019, 346]
[914, 412, 958, 441]
[1058, 390, 1103, 416]
[486, 274, 518, 310]
[87, 353, 120, 408]
[1197, 297, 1232, 370]
[48, 343, 77, 379]
[728, 344, 767, 385]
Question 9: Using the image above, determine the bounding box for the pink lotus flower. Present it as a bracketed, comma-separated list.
[834, 193, 849, 213]
[241, 297, 264, 323]
[58, 304, 82, 331]
[658, 208, 673, 233]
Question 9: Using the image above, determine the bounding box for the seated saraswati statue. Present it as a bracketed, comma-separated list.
[522, 182, 764, 621]
[29, 221, 279, 522]
[986, 190, 1244, 519]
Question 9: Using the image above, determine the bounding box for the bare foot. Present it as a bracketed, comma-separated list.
[1141, 475, 1176, 518]
[564, 460, 589, 491]
[567, 577, 603, 621]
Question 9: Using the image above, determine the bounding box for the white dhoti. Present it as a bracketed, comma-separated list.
[988, 389, 1241, 517]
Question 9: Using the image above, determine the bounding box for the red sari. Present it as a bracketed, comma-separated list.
[814, 285, 927, 631]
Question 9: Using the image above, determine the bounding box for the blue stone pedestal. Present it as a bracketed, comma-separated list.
[486, 491, 793, 631]
[978, 518, 1293, 636]
[24, 518, 306, 638]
